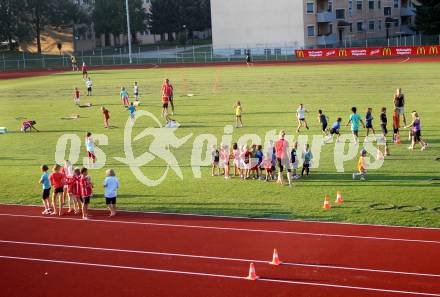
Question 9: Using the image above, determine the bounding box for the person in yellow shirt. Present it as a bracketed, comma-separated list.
[71, 55, 78, 71]
[234, 100, 243, 128]
[353, 149, 367, 181]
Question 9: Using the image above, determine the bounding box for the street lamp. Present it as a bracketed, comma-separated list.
[125, 0, 132, 64]
[182, 24, 187, 48]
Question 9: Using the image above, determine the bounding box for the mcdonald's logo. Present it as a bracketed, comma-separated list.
[382, 47, 392, 56]
[296, 50, 305, 58]
[338, 48, 348, 57]
[417, 47, 426, 55]
[429, 46, 439, 55]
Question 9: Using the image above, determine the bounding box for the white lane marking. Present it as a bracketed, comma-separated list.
[2, 203, 439, 231]
[0, 213, 439, 244]
[0, 255, 439, 297]
[400, 57, 411, 63]
[1, 239, 439, 278]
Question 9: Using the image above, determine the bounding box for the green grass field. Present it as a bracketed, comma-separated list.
[0, 61, 439, 227]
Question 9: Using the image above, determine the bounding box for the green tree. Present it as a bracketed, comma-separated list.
[0, 0, 32, 50]
[25, 0, 84, 53]
[414, 0, 440, 34]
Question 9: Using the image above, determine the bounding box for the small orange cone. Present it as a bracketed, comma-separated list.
[335, 191, 344, 203]
[395, 133, 401, 145]
[269, 249, 282, 265]
[323, 195, 331, 209]
[246, 263, 259, 280]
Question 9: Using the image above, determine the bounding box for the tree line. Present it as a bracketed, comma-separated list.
[0, 0, 211, 53]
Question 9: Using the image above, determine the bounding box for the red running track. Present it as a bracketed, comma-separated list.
[0, 204, 439, 297]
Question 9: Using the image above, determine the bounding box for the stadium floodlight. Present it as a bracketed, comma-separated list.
[125, 0, 133, 64]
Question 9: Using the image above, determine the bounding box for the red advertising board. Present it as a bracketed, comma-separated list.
[295, 45, 440, 59]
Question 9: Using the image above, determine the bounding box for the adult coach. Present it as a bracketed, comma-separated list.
[393, 88, 406, 126]
[275, 130, 292, 187]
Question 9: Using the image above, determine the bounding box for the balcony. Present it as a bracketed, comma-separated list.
[317, 11, 336, 23]
[400, 7, 414, 16]
[317, 33, 337, 46]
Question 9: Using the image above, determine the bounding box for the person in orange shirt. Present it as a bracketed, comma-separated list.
[392, 108, 400, 143]
[352, 149, 367, 181]
[161, 79, 172, 117]
[49, 164, 65, 216]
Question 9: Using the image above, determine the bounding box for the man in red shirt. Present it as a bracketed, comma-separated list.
[82, 62, 88, 80]
[275, 130, 292, 187]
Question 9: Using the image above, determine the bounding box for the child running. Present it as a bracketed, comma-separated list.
[103, 168, 119, 217]
[80, 167, 93, 220]
[317, 110, 328, 135]
[296, 103, 309, 133]
[234, 101, 243, 128]
[101, 106, 110, 128]
[365, 107, 376, 139]
[39, 165, 52, 215]
[405, 111, 428, 150]
[49, 164, 65, 216]
[346, 107, 365, 144]
[85, 132, 96, 166]
[353, 149, 367, 181]
[73, 87, 80, 105]
[120, 87, 129, 107]
[301, 144, 313, 176]
[324, 117, 342, 144]
[127, 102, 136, 125]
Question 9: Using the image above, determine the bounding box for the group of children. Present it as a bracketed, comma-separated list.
[39, 162, 119, 219]
[211, 134, 314, 186]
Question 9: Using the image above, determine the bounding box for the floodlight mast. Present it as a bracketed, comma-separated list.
[125, 0, 133, 64]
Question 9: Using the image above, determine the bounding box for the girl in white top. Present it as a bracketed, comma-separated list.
[296, 103, 309, 133]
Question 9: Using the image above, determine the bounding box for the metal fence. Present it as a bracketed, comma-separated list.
[1, 35, 440, 72]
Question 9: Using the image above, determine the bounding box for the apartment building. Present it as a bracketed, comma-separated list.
[307, 0, 416, 47]
[211, 0, 417, 52]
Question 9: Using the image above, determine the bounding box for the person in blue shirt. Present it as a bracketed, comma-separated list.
[127, 102, 136, 124]
[39, 165, 52, 215]
[103, 169, 119, 217]
[346, 107, 365, 144]
[365, 107, 376, 139]
[255, 145, 264, 180]
[324, 117, 342, 144]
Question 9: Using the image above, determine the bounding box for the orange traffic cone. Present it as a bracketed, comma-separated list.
[395, 133, 401, 145]
[269, 249, 282, 265]
[323, 195, 331, 209]
[335, 191, 344, 203]
[376, 147, 384, 160]
[246, 263, 259, 280]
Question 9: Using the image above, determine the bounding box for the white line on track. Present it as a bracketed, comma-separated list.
[2, 203, 439, 231]
[0, 213, 439, 244]
[0, 239, 439, 278]
[0, 255, 439, 297]
[400, 57, 411, 63]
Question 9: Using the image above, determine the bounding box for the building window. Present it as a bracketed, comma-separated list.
[307, 25, 315, 36]
[306, 2, 314, 13]
[349, 23, 353, 32]
[369, 20, 375, 31]
[378, 0, 381, 9]
[369, 0, 374, 10]
[356, 0, 362, 10]
[384, 7, 391, 16]
[357, 21, 364, 32]
[348, 0, 353, 16]
[328, 0, 333, 11]
[378, 19, 382, 30]
[394, 18, 399, 27]
[336, 9, 345, 19]
[329, 23, 333, 34]
[393, 0, 399, 8]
